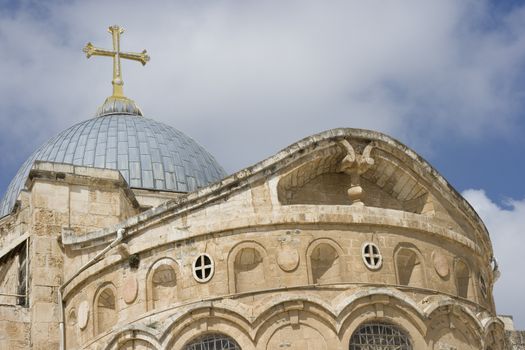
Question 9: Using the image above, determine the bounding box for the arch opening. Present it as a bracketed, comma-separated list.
[310, 243, 341, 284]
[151, 263, 177, 309]
[234, 247, 265, 293]
[395, 248, 425, 288]
[96, 286, 117, 335]
[184, 333, 241, 350]
[455, 260, 471, 299]
[349, 322, 412, 350]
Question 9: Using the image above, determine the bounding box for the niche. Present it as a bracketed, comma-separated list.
[234, 247, 265, 293]
[395, 246, 426, 288]
[455, 259, 471, 299]
[310, 243, 341, 284]
[147, 258, 178, 310]
[95, 285, 117, 335]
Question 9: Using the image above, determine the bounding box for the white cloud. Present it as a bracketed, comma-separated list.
[0, 0, 524, 330]
[462, 189, 525, 329]
[0, 0, 525, 174]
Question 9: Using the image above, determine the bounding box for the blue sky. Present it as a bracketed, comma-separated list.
[1, 0, 525, 328]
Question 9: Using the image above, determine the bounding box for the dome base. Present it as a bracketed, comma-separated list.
[96, 95, 143, 117]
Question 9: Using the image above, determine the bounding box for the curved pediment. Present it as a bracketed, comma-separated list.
[276, 141, 428, 213]
[61, 128, 490, 255]
[276, 131, 483, 242]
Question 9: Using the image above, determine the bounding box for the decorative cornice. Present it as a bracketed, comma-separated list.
[59, 128, 492, 255]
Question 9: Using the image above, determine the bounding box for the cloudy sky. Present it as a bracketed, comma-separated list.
[1, 0, 524, 328]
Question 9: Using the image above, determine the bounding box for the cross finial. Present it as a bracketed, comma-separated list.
[83, 25, 150, 116]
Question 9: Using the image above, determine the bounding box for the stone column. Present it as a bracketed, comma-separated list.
[29, 179, 69, 349]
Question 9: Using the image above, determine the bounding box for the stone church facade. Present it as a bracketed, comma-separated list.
[0, 25, 522, 350]
[0, 124, 513, 349]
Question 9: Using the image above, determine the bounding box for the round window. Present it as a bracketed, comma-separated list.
[193, 254, 215, 283]
[362, 243, 382, 270]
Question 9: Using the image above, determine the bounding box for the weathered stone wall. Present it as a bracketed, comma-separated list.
[0, 251, 20, 304]
[0, 129, 508, 349]
[131, 188, 185, 209]
[28, 163, 140, 237]
[0, 163, 145, 349]
[0, 305, 30, 349]
[29, 179, 67, 349]
[0, 190, 30, 251]
[506, 330, 525, 350]
[56, 132, 502, 349]
[62, 220, 498, 349]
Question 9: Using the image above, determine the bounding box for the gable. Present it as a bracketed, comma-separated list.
[275, 135, 481, 241]
[61, 128, 490, 255]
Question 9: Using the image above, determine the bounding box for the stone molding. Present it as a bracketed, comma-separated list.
[58, 128, 491, 253]
[92, 287, 503, 350]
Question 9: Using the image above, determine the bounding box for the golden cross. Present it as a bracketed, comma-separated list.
[83, 25, 150, 98]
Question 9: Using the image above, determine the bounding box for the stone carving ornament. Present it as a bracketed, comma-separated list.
[277, 247, 300, 272]
[433, 251, 450, 279]
[122, 276, 138, 304]
[339, 140, 375, 205]
[77, 300, 90, 330]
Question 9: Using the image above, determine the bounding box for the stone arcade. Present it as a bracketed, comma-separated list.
[0, 25, 521, 350]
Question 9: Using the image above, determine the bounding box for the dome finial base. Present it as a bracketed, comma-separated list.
[96, 95, 143, 117]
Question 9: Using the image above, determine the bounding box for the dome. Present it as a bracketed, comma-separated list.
[0, 114, 227, 217]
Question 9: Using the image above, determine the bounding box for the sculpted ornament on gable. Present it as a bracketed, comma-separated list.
[338, 139, 375, 205]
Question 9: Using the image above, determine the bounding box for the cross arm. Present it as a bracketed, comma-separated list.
[83, 42, 115, 59]
[120, 50, 150, 66]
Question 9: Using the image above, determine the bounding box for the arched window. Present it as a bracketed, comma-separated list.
[310, 243, 341, 284]
[152, 264, 177, 308]
[455, 259, 471, 298]
[147, 258, 179, 311]
[395, 247, 426, 288]
[349, 322, 412, 350]
[234, 247, 265, 293]
[184, 333, 241, 350]
[96, 285, 117, 334]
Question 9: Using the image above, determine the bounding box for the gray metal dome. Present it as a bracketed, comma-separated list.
[0, 114, 227, 217]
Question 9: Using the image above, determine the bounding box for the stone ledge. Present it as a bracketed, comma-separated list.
[61, 128, 490, 253]
[86, 286, 501, 349]
[27, 161, 141, 210]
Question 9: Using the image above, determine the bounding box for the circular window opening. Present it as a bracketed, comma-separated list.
[362, 243, 382, 270]
[193, 254, 214, 283]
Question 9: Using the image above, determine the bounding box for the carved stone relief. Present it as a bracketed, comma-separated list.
[122, 276, 138, 304]
[277, 247, 300, 272]
[77, 300, 89, 330]
[433, 252, 450, 279]
[338, 140, 375, 205]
